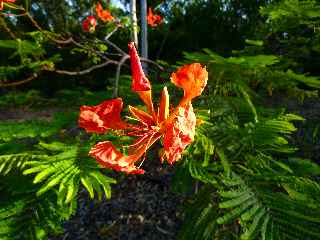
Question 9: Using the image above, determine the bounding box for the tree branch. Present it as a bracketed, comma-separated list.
[104, 39, 127, 56]
[0, 16, 16, 39]
[0, 74, 38, 87]
[52, 60, 118, 76]
[113, 55, 130, 97]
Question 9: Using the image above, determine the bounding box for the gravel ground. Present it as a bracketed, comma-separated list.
[50, 160, 185, 240]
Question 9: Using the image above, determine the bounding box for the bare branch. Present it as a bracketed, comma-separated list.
[113, 55, 130, 97]
[0, 16, 16, 39]
[0, 74, 38, 87]
[0, 12, 28, 17]
[140, 57, 165, 71]
[53, 60, 118, 76]
[25, 12, 75, 45]
[104, 39, 127, 56]
[104, 26, 119, 40]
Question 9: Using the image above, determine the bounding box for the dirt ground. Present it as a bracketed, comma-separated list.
[50, 162, 185, 240]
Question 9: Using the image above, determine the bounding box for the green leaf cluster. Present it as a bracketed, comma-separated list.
[0, 113, 116, 239]
[175, 33, 320, 239]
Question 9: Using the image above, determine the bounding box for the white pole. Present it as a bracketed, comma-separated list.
[130, 0, 138, 47]
[140, 0, 148, 73]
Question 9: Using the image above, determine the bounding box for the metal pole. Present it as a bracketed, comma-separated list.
[140, 0, 148, 73]
[130, 0, 138, 47]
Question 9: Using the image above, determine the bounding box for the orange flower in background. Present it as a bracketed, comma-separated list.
[82, 15, 97, 33]
[96, 2, 114, 22]
[79, 42, 208, 174]
[147, 7, 163, 27]
[0, 0, 16, 10]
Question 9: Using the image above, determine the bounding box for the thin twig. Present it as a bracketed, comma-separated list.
[104, 26, 119, 40]
[70, 38, 110, 61]
[53, 60, 118, 76]
[0, 12, 28, 17]
[0, 16, 16, 39]
[104, 38, 127, 56]
[26, 12, 74, 44]
[141, 57, 165, 71]
[113, 55, 130, 97]
[0, 74, 37, 87]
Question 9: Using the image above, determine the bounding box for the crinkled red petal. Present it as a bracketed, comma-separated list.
[171, 63, 208, 102]
[89, 141, 145, 174]
[79, 98, 127, 134]
[162, 103, 196, 164]
[79, 107, 106, 133]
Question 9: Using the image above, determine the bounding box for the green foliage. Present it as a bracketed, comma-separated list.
[177, 109, 320, 239]
[176, 31, 320, 238]
[218, 172, 320, 240]
[23, 141, 116, 201]
[260, 0, 320, 31]
[0, 112, 77, 141]
[0, 112, 116, 239]
[260, 0, 320, 73]
[182, 48, 320, 101]
[178, 187, 221, 240]
[0, 191, 68, 240]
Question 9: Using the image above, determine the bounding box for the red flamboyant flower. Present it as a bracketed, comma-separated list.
[82, 15, 97, 33]
[79, 42, 208, 174]
[96, 2, 114, 22]
[147, 7, 163, 27]
[0, 0, 15, 10]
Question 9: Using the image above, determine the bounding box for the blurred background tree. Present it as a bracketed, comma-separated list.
[0, 0, 277, 92]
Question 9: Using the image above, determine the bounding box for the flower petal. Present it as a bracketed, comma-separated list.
[128, 42, 151, 92]
[128, 105, 155, 127]
[147, 7, 163, 27]
[96, 2, 114, 22]
[82, 15, 97, 33]
[128, 42, 155, 115]
[162, 103, 196, 164]
[89, 141, 144, 174]
[158, 86, 169, 123]
[79, 98, 127, 134]
[171, 63, 208, 103]
[78, 108, 106, 134]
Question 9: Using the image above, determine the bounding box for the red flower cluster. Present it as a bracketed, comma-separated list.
[0, 0, 15, 10]
[79, 42, 208, 174]
[96, 2, 114, 22]
[147, 7, 163, 27]
[82, 15, 97, 33]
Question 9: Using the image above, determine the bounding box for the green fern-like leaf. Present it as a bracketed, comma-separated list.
[23, 141, 116, 204]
